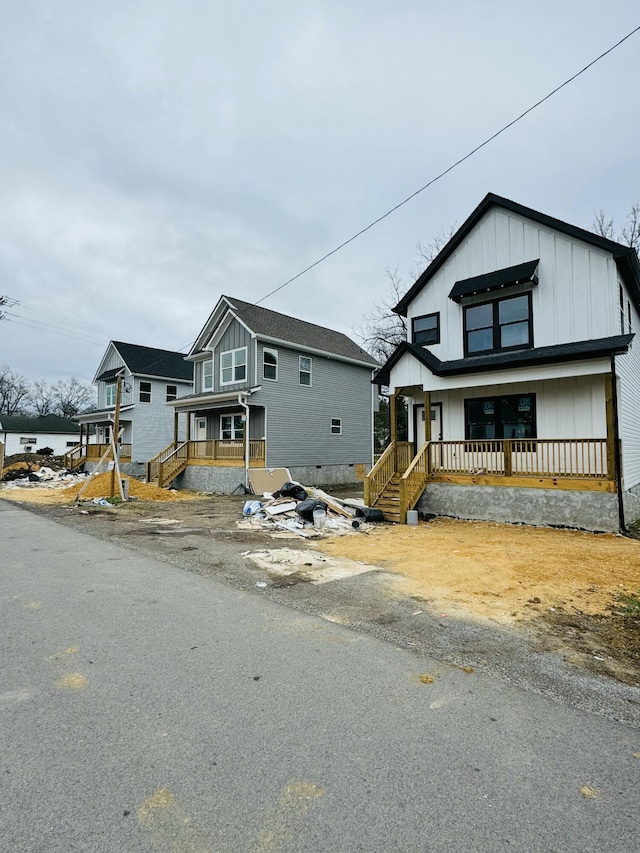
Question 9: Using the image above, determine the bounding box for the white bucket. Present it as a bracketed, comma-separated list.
[313, 508, 327, 529]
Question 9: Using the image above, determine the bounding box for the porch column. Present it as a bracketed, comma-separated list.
[186, 413, 192, 442]
[389, 392, 397, 444]
[604, 374, 616, 482]
[423, 391, 431, 443]
[173, 411, 179, 447]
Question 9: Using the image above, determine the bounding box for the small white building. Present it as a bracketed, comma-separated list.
[0, 414, 84, 457]
[368, 193, 639, 532]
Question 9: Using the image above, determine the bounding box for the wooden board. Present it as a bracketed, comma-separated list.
[248, 468, 292, 495]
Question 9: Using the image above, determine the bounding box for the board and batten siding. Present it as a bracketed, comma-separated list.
[95, 347, 134, 409]
[252, 342, 373, 467]
[407, 208, 619, 362]
[616, 288, 640, 490]
[419, 376, 607, 443]
[200, 320, 255, 394]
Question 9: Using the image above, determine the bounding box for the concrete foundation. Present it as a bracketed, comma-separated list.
[83, 461, 146, 479]
[173, 463, 367, 495]
[417, 483, 620, 533]
[623, 483, 640, 528]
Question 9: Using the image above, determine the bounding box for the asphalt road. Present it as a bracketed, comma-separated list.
[1, 500, 639, 852]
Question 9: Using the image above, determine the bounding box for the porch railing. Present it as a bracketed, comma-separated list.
[430, 438, 609, 479]
[364, 442, 396, 507]
[149, 439, 267, 486]
[399, 441, 430, 524]
[65, 443, 132, 469]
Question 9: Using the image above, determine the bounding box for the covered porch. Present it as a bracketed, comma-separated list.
[65, 411, 132, 470]
[365, 372, 619, 525]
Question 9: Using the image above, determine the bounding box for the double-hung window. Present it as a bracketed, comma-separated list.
[105, 383, 116, 407]
[464, 293, 532, 356]
[263, 348, 278, 381]
[203, 359, 213, 391]
[299, 356, 312, 386]
[412, 312, 440, 346]
[166, 384, 177, 401]
[330, 418, 342, 435]
[220, 414, 244, 440]
[139, 381, 152, 403]
[221, 347, 247, 385]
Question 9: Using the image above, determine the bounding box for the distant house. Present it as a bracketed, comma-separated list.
[368, 193, 639, 532]
[71, 341, 193, 474]
[0, 414, 83, 457]
[148, 295, 379, 491]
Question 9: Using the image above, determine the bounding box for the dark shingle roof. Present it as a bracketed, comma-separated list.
[222, 296, 378, 366]
[0, 414, 81, 434]
[395, 193, 640, 316]
[374, 334, 634, 386]
[110, 342, 192, 381]
[449, 259, 539, 303]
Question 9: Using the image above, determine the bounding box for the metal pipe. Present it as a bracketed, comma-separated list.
[610, 354, 626, 533]
[238, 393, 250, 490]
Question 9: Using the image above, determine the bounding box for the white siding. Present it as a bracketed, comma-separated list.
[407, 208, 619, 361]
[616, 287, 640, 489]
[0, 431, 80, 456]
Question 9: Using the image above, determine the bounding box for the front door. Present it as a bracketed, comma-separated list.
[196, 418, 207, 441]
[415, 403, 443, 448]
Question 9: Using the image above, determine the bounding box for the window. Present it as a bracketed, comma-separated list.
[221, 347, 247, 385]
[105, 383, 116, 407]
[299, 356, 312, 386]
[203, 359, 213, 391]
[220, 414, 244, 440]
[464, 293, 532, 356]
[20, 437, 37, 444]
[139, 381, 152, 403]
[66, 441, 77, 447]
[166, 384, 177, 401]
[263, 348, 278, 381]
[412, 312, 440, 346]
[331, 418, 342, 435]
[465, 394, 536, 440]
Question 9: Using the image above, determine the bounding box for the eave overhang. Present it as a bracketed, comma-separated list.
[448, 259, 539, 303]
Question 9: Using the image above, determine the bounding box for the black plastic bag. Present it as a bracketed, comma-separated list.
[295, 499, 328, 522]
[355, 506, 385, 523]
[274, 481, 308, 501]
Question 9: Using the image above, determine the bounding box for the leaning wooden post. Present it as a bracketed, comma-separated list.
[110, 373, 123, 498]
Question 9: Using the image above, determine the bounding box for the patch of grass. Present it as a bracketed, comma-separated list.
[612, 591, 640, 618]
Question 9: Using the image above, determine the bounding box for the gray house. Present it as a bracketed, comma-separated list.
[152, 295, 379, 491]
[70, 341, 193, 475]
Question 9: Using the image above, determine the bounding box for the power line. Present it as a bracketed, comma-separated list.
[253, 24, 640, 307]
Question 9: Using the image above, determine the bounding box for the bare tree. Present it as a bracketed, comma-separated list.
[28, 381, 55, 416]
[0, 365, 31, 415]
[50, 378, 95, 418]
[353, 225, 457, 362]
[593, 203, 640, 253]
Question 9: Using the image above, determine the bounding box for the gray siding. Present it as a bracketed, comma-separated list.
[129, 377, 191, 460]
[213, 321, 254, 393]
[616, 278, 640, 490]
[252, 342, 374, 467]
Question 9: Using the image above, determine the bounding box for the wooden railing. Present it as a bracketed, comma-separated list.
[149, 439, 267, 486]
[157, 441, 190, 487]
[430, 439, 609, 479]
[396, 441, 414, 474]
[65, 443, 132, 469]
[399, 441, 430, 524]
[146, 442, 181, 483]
[364, 442, 396, 507]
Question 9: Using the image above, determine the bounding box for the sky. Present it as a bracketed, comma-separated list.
[0, 0, 638, 387]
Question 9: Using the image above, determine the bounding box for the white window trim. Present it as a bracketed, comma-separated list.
[220, 413, 244, 440]
[330, 417, 342, 435]
[203, 359, 213, 391]
[299, 355, 312, 386]
[220, 346, 248, 386]
[139, 380, 152, 403]
[263, 347, 278, 382]
[166, 384, 177, 402]
[105, 383, 116, 407]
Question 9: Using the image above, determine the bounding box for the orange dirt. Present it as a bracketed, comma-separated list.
[316, 517, 640, 623]
[0, 473, 200, 504]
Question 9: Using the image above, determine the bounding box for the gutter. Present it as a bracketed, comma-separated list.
[610, 354, 626, 533]
[238, 392, 250, 491]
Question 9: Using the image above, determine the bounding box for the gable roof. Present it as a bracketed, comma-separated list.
[0, 414, 81, 434]
[190, 295, 378, 367]
[395, 193, 640, 316]
[107, 342, 192, 382]
[374, 334, 633, 387]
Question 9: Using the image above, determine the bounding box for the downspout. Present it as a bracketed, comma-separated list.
[238, 392, 250, 491]
[610, 354, 626, 533]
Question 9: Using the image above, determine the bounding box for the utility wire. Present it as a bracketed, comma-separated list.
[252, 24, 640, 307]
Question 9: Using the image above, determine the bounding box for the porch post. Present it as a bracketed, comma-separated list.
[173, 411, 179, 448]
[389, 392, 398, 471]
[186, 413, 192, 442]
[423, 391, 431, 443]
[604, 374, 616, 482]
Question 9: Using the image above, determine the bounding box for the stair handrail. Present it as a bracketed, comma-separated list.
[146, 441, 180, 482]
[64, 443, 87, 470]
[399, 441, 430, 524]
[364, 441, 396, 507]
[158, 440, 189, 488]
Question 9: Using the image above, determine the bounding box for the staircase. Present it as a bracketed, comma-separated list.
[371, 475, 402, 523]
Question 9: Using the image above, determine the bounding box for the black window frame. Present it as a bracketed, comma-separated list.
[464, 393, 537, 441]
[412, 312, 440, 346]
[139, 381, 152, 403]
[463, 292, 533, 357]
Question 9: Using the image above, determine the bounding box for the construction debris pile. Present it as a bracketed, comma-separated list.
[239, 479, 384, 538]
[1, 463, 87, 488]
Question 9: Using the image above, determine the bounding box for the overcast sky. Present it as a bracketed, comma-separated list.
[1, 1, 638, 387]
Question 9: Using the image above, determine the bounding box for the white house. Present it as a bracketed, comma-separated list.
[0, 415, 84, 458]
[367, 193, 639, 532]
